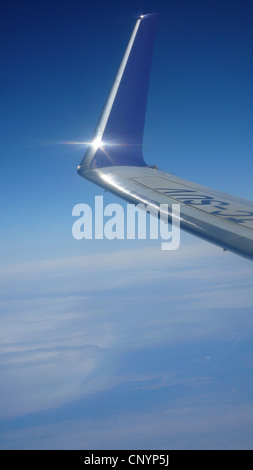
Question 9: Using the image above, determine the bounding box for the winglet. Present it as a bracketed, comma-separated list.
[78, 13, 157, 172]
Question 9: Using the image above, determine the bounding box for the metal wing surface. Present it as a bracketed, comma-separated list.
[78, 14, 253, 261]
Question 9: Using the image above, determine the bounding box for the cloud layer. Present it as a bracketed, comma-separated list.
[1, 240, 253, 448]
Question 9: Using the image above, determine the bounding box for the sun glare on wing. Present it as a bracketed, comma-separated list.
[60, 137, 104, 149]
[59, 138, 129, 150]
[91, 136, 104, 150]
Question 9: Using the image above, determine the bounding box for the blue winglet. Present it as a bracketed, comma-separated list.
[79, 14, 157, 171]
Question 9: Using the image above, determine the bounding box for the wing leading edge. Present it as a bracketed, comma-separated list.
[78, 14, 253, 261]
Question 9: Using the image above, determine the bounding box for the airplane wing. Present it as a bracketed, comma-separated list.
[77, 13, 253, 261]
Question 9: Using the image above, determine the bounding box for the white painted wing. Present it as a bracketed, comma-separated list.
[82, 165, 253, 260]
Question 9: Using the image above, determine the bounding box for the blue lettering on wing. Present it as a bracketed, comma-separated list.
[210, 210, 253, 224]
[155, 188, 229, 208]
[154, 188, 253, 224]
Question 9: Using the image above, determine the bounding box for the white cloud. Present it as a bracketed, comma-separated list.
[0, 241, 253, 422]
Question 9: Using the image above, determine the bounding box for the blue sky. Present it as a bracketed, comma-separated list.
[1, 0, 253, 449]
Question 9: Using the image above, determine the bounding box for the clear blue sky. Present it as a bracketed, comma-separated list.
[1, 0, 253, 449]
